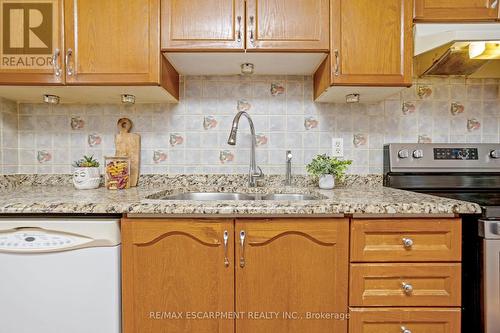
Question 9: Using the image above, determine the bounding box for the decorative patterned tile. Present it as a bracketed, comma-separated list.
[219, 150, 234, 164]
[37, 150, 52, 163]
[450, 102, 465, 115]
[203, 116, 218, 130]
[304, 116, 318, 130]
[169, 133, 184, 147]
[70, 117, 85, 130]
[270, 83, 285, 96]
[353, 134, 368, 148]
[87, 134, 102, 147]
[467, 118, 481, 132]
[153, 150, 167, 164]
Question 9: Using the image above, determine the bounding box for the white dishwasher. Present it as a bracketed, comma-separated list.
[0, 217, 121, 333]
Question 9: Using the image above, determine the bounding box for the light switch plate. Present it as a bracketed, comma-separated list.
[332, 138, 344, 157]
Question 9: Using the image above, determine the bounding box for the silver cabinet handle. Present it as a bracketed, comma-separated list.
[239, 230, 246, 268]
[236, 16, 242, 43]
[223, 230, 229, 267]
[248, 16, 255, 46]
[490, 0, 498, 8]
[401, 326, 412, 333]
[52, 48, 62, 77]
[402, 237, 414, 249]
[402, 282, 413, 295]
[334, 49, 340, 76]
[65, 48, 74, 76]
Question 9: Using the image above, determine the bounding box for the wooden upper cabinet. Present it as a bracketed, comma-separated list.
[330, 0, 413, 86]
[0, 0, 64, 85]
[415, 0, 500, 21]
[161, 0, 245, 50]
[64, 0, 160, 85]
[235, 219, 349, 333]
[246, 0, 330, 51]
[122, 219, 235, 333]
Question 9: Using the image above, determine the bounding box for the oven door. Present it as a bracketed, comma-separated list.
[480, 220, 500, 333]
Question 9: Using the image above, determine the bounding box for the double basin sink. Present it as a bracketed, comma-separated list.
[151, 192, 322, 201]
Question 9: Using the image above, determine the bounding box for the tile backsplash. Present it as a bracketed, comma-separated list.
[0, 97, 18, 174]
[1, 75, 500, 175]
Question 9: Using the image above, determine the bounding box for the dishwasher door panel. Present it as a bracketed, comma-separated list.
[0, 246, 121, 333]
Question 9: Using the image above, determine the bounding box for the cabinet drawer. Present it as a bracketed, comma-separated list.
[349, 307, 461, 333]
[351, 219, 461, 262]
[350, 263, 461, 307]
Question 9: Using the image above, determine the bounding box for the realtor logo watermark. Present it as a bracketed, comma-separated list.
[1, 0, 56, 69]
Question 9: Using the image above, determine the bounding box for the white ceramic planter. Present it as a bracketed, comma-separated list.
[73, 167, 101, 190]
[318, 174, 335, 190]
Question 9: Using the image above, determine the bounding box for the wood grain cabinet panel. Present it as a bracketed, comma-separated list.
[122, 219, 235, 333]
[350, 263, 461, 307]
[349, 308, 461, 333]
[350, 218, 461, 262]
[0, 0, 64, 85]
[330, 0, 413, 86]
[235, 218, 349, 333]
[246, 0, 329, 51]
[64, 0, 160, 84]
[161, 0, 245, 50]
[415, 0, 500, 21]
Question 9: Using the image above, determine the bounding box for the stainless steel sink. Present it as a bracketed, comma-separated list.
[155, 192, 322, 201]
[162, 192, 254, 201]
[260, 193, 319, 201]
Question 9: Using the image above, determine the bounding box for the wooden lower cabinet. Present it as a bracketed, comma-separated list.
[122, 219, 235, 333]
[235, 218, 349, 333]
[122, 217, 349, 333]
[350, 218, 461, 262]
[350, 263, 461, 307]
[349, 308, 461, 333]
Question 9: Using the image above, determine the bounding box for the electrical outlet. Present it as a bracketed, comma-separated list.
[332, 138, 344, 157]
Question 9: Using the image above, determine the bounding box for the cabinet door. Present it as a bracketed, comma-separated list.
[64, 0, 160, 85]
[0, 0, 64, 84]
[331, 0, 413, 86]
[246, 0, 329, 51]
[415, 0, 499, 21]
[235, 218, 349, 333]
[161, 0, 245, 50]
[122, 219, 234, 333]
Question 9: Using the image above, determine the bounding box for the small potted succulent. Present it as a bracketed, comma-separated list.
[306, 154, 352, 190]
[72, 155, 101, 190]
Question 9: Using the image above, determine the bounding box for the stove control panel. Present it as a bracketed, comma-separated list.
[385, 143, 500, 173]
[434, 148, 478, 160]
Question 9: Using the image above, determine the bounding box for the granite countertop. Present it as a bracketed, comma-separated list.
[0, 174, 482, 216]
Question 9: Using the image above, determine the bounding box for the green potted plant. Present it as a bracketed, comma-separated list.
[306, 154, 352, 189]
[72, 155, 101, 190]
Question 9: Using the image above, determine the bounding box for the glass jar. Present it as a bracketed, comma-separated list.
[104, 156, 130, 190]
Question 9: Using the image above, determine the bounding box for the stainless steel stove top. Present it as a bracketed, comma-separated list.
[384, 143, 500, 216]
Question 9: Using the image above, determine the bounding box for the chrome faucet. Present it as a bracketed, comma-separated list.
[227, 111, 264, 187]
[285, 150, 292, 186]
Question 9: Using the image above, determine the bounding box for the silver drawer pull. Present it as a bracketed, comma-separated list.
[239, 230, 246, 268]
[65, 48, 74, 76]
[249, 16, 255, 46]
[52, 48, 61, 77]
[402, 282, 413, 295]
[223, 230, 229, 267]
[236, 16, 242, 43]
[402, 237, 414, 249]
[401, 326, 412, 333]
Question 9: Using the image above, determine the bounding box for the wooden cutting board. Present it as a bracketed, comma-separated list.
[115, 118, 140, 187]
